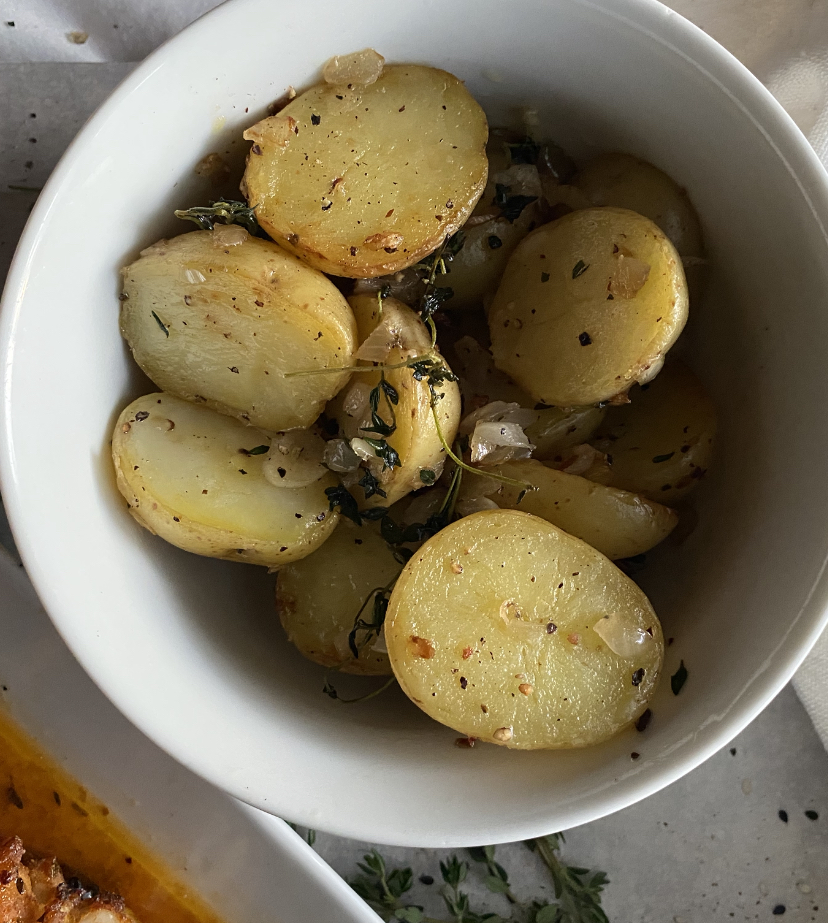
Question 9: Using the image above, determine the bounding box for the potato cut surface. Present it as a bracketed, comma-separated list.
[571, 153, 703, 259]
[242, 65, 488, 277]
[488, 458, 677, 559]
[385, 510, 663, 748]
[120, 230, 356, 432]
[330, 294, 460, 508]
[591, 360, 717, 504]
[276, 519, 399, 674]
[112, 393, 338, 566]
[489, 208, 688, 406]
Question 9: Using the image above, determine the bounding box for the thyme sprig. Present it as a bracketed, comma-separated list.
[526, 835, 609, 923]
[174, 199, 267, 236]
[344, 836, 609, 923]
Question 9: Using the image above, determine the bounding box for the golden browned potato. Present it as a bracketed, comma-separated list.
[487, 458, 677, 559]
[329, 294, 461, 508]
[385, 509, 664, 748]
[591, 360, 717, 504]
[571, 153, 703, 260]
[112, 393, 338, 567]
[120, 230, 356, 432]
[489, 208, 689, 406]
[276, 519, 399, 674]
[242, 64, 488, 278]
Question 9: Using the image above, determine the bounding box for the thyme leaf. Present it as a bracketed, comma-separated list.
[364, 438, 401, 470]
[359, 469, 387, 500]
[325, 484, 362, 525]
[151, 311, 169, 337]
[420, 287, 455, 321]
[494, 183, 538, 223]
[507, 136, 541, 165]
[671, 660, 688, 695]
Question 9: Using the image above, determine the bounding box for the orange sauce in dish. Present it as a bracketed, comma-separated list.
[0, 707, 224, 923]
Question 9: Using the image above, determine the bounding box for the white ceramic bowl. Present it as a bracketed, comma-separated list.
[3, 0, 828, 848]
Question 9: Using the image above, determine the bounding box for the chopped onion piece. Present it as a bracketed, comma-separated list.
[608, 252, 650, 299]
[343, 381, 372, 419]
[349, 437, 376, 463]
[456, 496, 500, 517]
[492, 163, 543, 199]
[212, 225, 249, 248]
[262, 430, 326, 488]
[470, 421, 534, 467]
[323, 437, 361, 473]
[322, 48, 385, 86]
[556, 444, 604, 476]
[592, 615, 653, 660]
[355, 314, 402, 362]
[460, 400, 537, 435]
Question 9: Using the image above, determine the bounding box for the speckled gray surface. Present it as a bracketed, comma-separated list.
[3, 11, 828, 921]
[309, 685, 828, 921]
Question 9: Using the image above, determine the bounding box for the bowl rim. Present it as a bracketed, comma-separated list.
[3, 0, 828, 846]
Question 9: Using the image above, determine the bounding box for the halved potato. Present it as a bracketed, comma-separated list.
[112, 393, 338, 566]
[329, 294, 461, 508]
[276, 519, 399, 674]
[487, 458, 677, 559]
[571, 153, 703, 260]
[489, 207, 689, 406]
[385, 509, 663, 749]
[120, 230, 356, 432]
[242, 64, 488, 278]
[591, 360, 717, 504]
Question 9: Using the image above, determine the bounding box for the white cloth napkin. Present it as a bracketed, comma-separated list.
[3, 0, 828, 747]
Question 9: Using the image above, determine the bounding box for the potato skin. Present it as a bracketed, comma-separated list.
[330, 294, 461, 508]
[112, 393, 338, 567]
[489, 207, 689, 406]
[591, 360, 717, 504]
[120, 230, 356, 432]
[488, 458, 677, 559]
[276, 520, 398, 675]
[385, 509, 663, 749]
[242, 65, 488, 278]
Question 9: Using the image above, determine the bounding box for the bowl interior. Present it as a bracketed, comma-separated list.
[4, 0, 828, 846]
